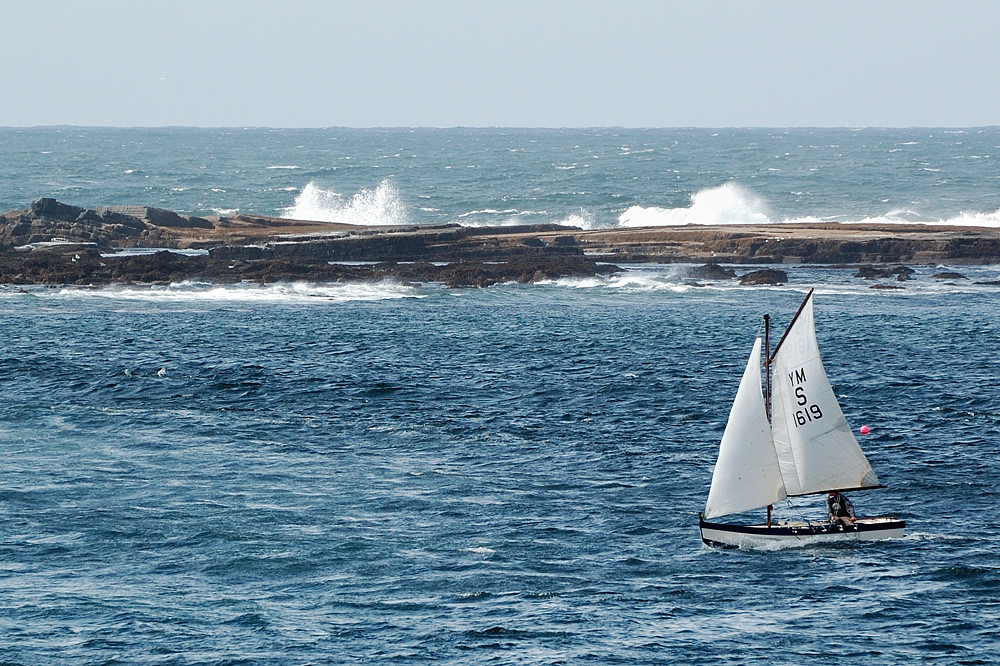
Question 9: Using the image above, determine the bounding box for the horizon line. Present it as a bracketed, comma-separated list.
[2, 124, 1000, 131]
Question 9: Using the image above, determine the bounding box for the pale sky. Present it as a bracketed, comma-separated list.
[3, 0, 998, 128]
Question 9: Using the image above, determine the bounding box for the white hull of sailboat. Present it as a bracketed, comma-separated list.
[699, 515, 906, 549]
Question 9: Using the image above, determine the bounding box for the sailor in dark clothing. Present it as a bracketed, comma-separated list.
[827, 491, 856, 526]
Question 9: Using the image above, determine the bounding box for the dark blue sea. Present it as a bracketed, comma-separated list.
[1, 128, 999, 664]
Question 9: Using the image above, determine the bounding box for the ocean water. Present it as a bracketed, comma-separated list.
[1, 128, 1000, 664]
[2, 126, 1000, 228]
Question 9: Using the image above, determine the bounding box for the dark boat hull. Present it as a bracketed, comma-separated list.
[699, 514, 906, 548]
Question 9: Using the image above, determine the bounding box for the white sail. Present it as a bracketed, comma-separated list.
[704, 337, 786, 519]
[769, 292, 880, 496]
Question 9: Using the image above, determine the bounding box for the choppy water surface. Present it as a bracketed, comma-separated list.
[2, 126, 1000, 228]
[2, 126, 999, 662]
[2, 271, 998, 663]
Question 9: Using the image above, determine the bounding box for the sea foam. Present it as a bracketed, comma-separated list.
[52, 281, 424, 303]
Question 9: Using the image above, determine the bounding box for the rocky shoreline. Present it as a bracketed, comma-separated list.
[3, 198, 1000, 288]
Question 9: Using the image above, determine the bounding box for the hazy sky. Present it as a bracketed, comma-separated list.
[4, 1, 998, 128]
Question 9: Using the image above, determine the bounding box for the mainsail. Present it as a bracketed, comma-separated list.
[704, 338, 785, 519]
[705, 291, 880, 520]
[768, 292, 880, 496]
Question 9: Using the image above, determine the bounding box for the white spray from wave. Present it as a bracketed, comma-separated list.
[619, 183, 773, 227]
[282, 180, 408, 226]
[457, 208, 600, 230]
[560, 210, 599, 230]
[619, 182, 1000, 229]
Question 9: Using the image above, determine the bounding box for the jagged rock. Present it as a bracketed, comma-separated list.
[144, 207, 213, 229]
[870, 283, 904, 290]
[96, 210, 146, 231]
[31, 198, 84, 221]
[686, 263, 736, 280]
[931, 271, 968, 280]
[739, 268, 788, 285]
[855, 265, 893, 279]
[855, 265, 915, 281]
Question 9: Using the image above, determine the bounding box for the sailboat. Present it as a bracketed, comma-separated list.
[699, 289, 905, 548]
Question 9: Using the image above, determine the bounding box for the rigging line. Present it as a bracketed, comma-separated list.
[768, 287, 814, 363]
[782, 497, 812, 525]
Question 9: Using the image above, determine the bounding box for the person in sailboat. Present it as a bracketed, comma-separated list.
[827, 491, 856, 527]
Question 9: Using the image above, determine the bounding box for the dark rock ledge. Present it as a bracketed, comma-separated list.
[0, 199, 617, 287]
[3, 198, 1000, 287]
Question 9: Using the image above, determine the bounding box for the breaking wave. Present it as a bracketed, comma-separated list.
[282, 180, 407, 226]
[280, 179, 1000, 231]
[619, 182, 1000, 229]
[619, 183, 773, 227]
[841, 209, 1000, 228]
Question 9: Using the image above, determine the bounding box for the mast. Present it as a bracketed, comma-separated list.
[763, 314, 771, 421]
[763, 313, 773, 525]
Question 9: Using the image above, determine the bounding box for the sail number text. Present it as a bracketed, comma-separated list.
[789, 367, 823, 427]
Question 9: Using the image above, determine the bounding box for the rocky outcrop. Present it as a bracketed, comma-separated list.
[0, 200, 612, 286]
[854, 265, 915, 281]
[0, 248, 617, 288]
[4, 199, 1000, 287]
[739, 268, 788, 285]
[207, 227, 581, 264]
[685, 263, 737, 280]
[570, 223, 1000, 265]
[0, 198, 213, 249]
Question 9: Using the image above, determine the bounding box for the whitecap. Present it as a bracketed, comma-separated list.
[457, 208, 522, 219]
[464, 546, 496, 555]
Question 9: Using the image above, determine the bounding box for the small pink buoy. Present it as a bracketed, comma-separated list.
[859, 425, 870, 435]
